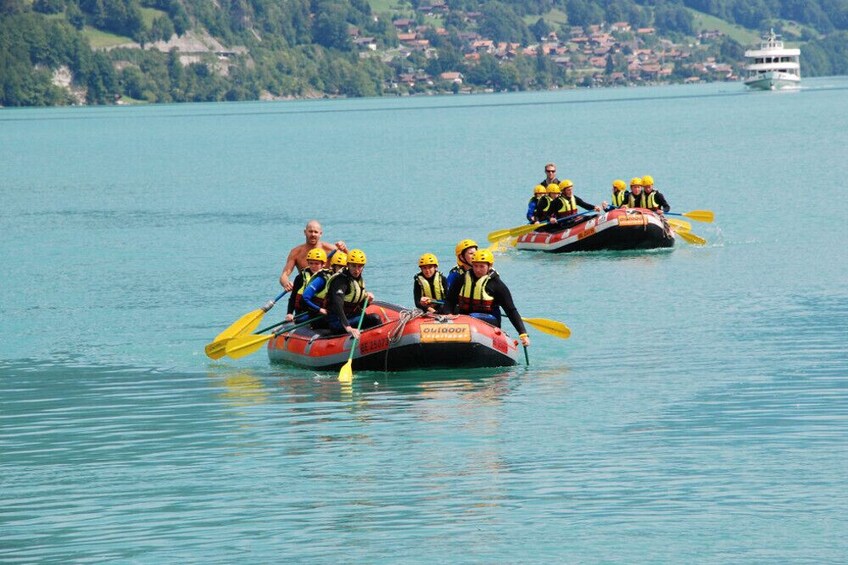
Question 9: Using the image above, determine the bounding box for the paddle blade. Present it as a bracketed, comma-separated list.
[213, 308, 265, 343]
[225, 333, 275, 359]
[338, 359, 353, 383]
[681, 209, 714, 223]
[487, 227, 513, 243]
[508, 223, 543, 238]
[522, 317, 571, 339]
[675, 230, 707, 246]
[667, 218, 691, 232]
[204, 339, 229, 360]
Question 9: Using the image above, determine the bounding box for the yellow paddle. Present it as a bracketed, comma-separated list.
[338, 297, 370, 383]
[667, 218, 691, 232]
[206, 319, 290, 360]
[225, 316, 322, 359]
[667, 209, 714, 223]
[205, 291, 287, 358]
[674, 229, 707, 246]
[522, 317, 571, 339]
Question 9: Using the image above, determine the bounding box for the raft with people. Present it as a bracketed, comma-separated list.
[515, 207, 675, 253]
[265, 301, 522, 371]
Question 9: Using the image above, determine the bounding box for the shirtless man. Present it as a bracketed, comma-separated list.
[279, 220, 348, 291]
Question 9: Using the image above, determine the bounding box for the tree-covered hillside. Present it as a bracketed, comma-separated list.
[2, 0, 848, 106]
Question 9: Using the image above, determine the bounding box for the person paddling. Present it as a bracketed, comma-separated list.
[622, 177, 646, 209]
[606, 179, 627, 210]
[284, 248, 326, 323]
[413, 253, 448, 313]
[326, 249, 380, 339]
[641, 175, 671, 214]
[279, 220, 348, 291]
[444, 249, 530, 347]
[549, 179, 600, 226]
[445, 239, 478, 290]
[526, 184, 546, 223]
[301, 251, 348, 330]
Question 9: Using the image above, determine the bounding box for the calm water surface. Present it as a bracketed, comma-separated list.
[2, 79, 847, 562]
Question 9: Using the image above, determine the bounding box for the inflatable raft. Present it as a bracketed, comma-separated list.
[515, 208, 675, 253]
[267, 301, 520, 371]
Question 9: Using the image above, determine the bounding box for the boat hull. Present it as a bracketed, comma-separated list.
[267, 302, 520, 371]
[515, 208, 674, 253]
[744, 71, 800, 91]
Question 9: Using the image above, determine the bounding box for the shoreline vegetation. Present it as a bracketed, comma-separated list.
[2, 0, 848, 107]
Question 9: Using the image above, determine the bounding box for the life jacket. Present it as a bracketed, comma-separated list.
[415, 272, 446, 301]
[293, 268, 318, 312]
[645, 191, 659, 210]
[611, 190, 625, 207]
[457, 270, 497, 315]
[536, 196, 553, 220]
[556, 194, 577, 217]
[627, 192, 646, 208]
[312, 270, 338, 310]
[341, 271, 367, 316]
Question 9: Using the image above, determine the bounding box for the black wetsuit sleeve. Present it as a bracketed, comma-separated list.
[576, 196, 596, 211]
[657, 192, 671, 212]
[489, 278, 527, 335]
[413, 276, 423, 308]
[287, 273, 304, 314]
[327, 275, 348, 326]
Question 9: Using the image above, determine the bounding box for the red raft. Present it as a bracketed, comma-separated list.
[516, 208, 675, 253]
[267, 301, 520, 371]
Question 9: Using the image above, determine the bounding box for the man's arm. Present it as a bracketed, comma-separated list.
[576, 196, 597, 211]
[279, 247, 300, 291]
[491, 279, 527, 336]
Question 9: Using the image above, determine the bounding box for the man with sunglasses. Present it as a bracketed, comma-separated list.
[540, 163, 560, 187]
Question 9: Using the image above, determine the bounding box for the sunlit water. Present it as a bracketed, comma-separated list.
[2, 79, 847, 562]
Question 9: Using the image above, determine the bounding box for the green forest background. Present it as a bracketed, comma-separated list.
[2, 0, 848, 106]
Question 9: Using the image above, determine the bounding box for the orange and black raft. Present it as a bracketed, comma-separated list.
[267, 301, 520, 370]
[516, 208, 675, 253]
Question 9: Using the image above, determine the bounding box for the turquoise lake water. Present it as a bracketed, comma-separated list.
[2, 79, 847, 562]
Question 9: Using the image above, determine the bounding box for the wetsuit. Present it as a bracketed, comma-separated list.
[550, 193, 595, 219]
[286, 267, 318, 322]
[326, 268, 381, 333]
[444, 269, 527, 336]
[526, 196, 543, 223]
[624, 191, 647, 209]
[535, 195, 554, 222]
[606, 189, 626, 211]
[540, 176, 560, 187]
[445, 265, 468, 292]
[644, 190, 671, 213]
[413, 271, 448, 311]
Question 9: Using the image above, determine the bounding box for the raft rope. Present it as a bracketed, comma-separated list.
[383, 308, 426, 372]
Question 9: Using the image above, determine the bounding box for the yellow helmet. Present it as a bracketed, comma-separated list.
[306, 248, 327, 263]
[546, 183, 561, 194]
[472, 249, 494, 264]
[330, 251, 347, 267]
[641, 175, 654, 186]
[630, 177, 642, 187]
[612, 179, 626, 190]
[418, 253, 438, 267]
[559, 179, 574, 189]
[533, 184, 546, 196]
[455, 239, 478, 268]
[347, 249, 367, 265]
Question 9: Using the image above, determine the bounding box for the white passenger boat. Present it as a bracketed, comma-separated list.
[744, 29, 800, 91]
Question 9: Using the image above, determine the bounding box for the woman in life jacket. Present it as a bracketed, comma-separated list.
[413, 253, 447, 313]
[285, 248, 327, 323]
[444, 249, 530, 347]
[326, 249, 380, 339]
[445, 239, 478, 291]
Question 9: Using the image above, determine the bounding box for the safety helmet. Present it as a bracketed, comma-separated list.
[533, 184, 546, 196]
[546, 184, 561, 194]
[630, 177, 642, 187]
[306, 248, 327, 263]
[330, 251, 347, 267]
[641, 175, 654, 186]
[347, 249, 367, 265]
[559, 179, 574, 189]
[612, 179, 626, 191]
[472, 249, 495, 265]
[455, 239, 478, 258]
[418, 253, 438, 267]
